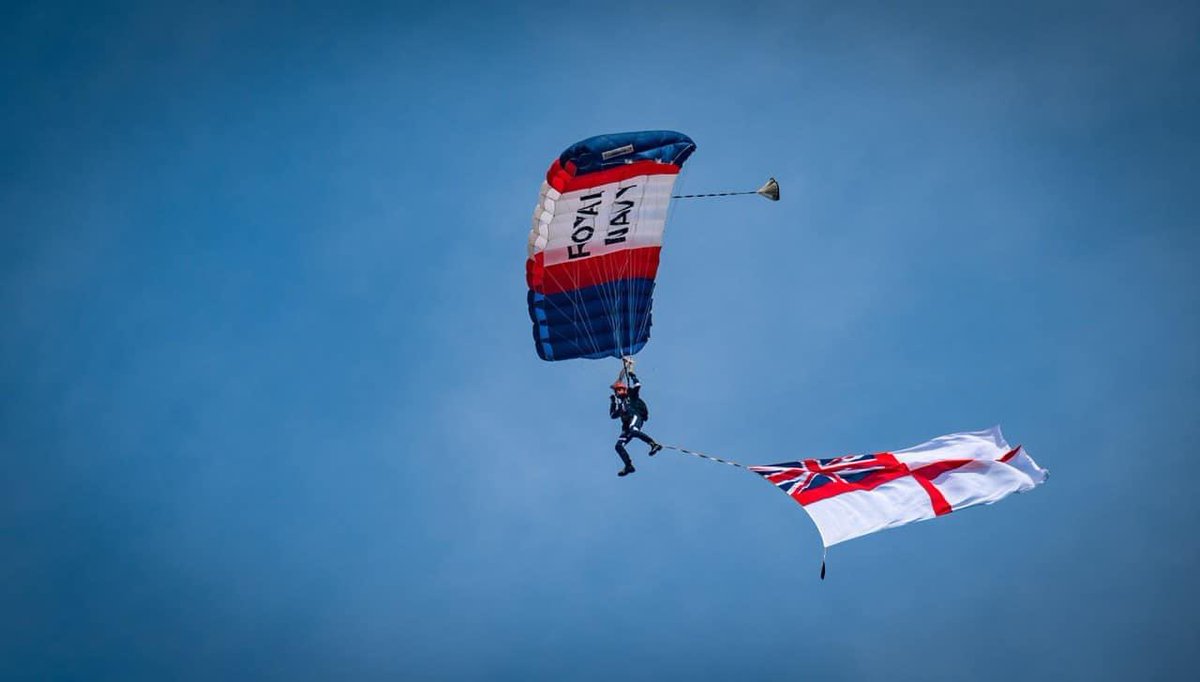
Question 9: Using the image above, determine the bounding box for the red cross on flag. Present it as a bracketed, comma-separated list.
[749, 427, 1047, 547]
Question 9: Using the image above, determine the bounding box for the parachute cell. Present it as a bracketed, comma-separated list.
[526, 131, 696, 361]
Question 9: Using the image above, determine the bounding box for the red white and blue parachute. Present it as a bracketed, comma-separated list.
[526, 131, 696, 361]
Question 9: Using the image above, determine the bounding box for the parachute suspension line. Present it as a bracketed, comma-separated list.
[632, 280, 655, 359]
[604, 172, 656, 361]
[559, 268, 597, 357]
[593, 189, 635, 359]
[627, 166, 682, 355]
[621, 208, 632, 356]
[534, 277, 596, 360]
[558, 266, 602, 359]
[600, 247, 625, 358]
[629, 178, 654, 355]
[595, 224, 614, 355]
[608, 230, 632, 357]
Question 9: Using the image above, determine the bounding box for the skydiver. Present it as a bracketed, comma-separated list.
[610, 357, 662, 477]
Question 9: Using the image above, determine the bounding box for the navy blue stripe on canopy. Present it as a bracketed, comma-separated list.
[528, 278, 655, 361]
[559, 130, 696, 176]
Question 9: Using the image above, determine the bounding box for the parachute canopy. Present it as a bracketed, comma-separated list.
[526, 131, 696, 361]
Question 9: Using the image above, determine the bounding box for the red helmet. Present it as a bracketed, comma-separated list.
[611, 381, 628, 392]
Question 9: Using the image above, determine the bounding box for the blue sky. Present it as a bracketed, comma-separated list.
[3, 1, 1198, 679]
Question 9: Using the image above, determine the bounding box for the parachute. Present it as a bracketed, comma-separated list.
[525, 131, 696, 362]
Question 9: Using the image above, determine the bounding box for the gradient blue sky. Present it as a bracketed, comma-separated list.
[3, 2, 1198, 680]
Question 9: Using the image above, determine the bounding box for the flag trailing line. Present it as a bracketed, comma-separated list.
[660, 444, 746, 468]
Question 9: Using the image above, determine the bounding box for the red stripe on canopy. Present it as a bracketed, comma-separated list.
[526, 247, 661, 295]
[546, 159, 680, 194]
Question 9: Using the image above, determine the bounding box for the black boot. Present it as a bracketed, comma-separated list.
[649, 443, 662, 456]
[616, 442, 635, 477]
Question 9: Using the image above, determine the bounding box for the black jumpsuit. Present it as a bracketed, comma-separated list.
[610, 372, 658, 471]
